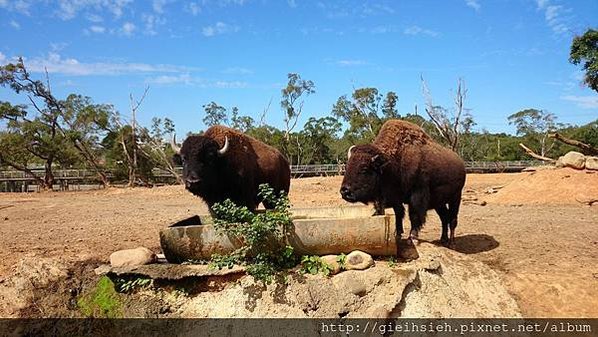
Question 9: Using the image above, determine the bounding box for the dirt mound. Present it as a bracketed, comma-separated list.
[175, 243, 521, 318]
[487, 168, 598, 205]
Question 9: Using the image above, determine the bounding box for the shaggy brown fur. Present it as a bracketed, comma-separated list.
[177, 125, 290, 211]
[340, 119, 466, 249]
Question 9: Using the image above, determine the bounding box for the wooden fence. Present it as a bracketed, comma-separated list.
[0, 160, 544, 192]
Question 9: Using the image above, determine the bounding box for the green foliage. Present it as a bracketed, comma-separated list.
[300, 255, 332, 276]
[202, 101, 228, 127]
[77, 276, 123, 318]
[570, 28, 598, 92]
[387, 256, 397, 268]
[209, 184, 298, 284]
[113, 277, 153, 293]
[336, 253, 347, 270]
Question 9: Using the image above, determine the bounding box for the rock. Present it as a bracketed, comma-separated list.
[320, 255, 341, 275]
[345, 250, 374, 270]
[561, 151, 586, 169]
[586, 156, 598, 171]
[332, 271, 367, 296]
[110, 247, 156, 268]
[94, 265, 111, 275]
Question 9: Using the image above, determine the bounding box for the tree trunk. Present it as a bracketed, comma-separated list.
[43, 155, 54, 190]
[549, 133, 598, 155]
[0, 154, 47, 188]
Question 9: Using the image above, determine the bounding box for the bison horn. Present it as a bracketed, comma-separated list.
[170, 134, 181, 154]
[347, 145, 356, 160]
[218, 136, 229, 156]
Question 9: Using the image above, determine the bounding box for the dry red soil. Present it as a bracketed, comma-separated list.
[0, 169, 597, 317]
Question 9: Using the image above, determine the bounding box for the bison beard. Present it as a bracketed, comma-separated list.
[172, 125, 291, 212]
[340, 120, 466, 250]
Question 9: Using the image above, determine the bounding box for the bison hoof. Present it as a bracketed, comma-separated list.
[440, 237, 450, 246]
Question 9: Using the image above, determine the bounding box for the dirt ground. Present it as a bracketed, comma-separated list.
[0, 169, 597, 317]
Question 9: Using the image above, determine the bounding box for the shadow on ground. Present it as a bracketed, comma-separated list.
[431, 234, 500, 254]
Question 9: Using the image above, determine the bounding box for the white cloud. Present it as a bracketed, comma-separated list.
[336, 60, 367, 67]
[369, 25, 398, 34]
[120, 22, 136, 36]
[403, 25, 439, 37]
[16, 52, 197, 76]
[86, 14, 103, 22]
[145, 74, 248, 88]
[465, 0, 480, 11]
[561, 95, 598, 109]
[222, 67, 253, 75]
[142, 14, 166, 35]
[10, 20, 21, 29]
[0, 0, 31, 14]
[202, 22, 239, 37]
[535, 0, 571, 35]
[89, 25, 106, 33]
[56, 0, 133, 20]
[186, 2, 201, 15]
[0, 52, 6, 64]
[152, 0, 173, 14]
[213, 80, 247, 89]
[147, 73, 193, 85]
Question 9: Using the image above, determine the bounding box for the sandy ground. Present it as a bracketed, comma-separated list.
[0, 170, 597, 317]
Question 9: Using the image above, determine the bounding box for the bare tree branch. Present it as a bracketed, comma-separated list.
[549, 132, 598, 155]
[519, 143, 556, 162]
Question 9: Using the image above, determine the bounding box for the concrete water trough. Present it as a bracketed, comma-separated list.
[159, 205, 398, 263]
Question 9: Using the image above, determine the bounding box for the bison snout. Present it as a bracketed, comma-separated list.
[340, 185, 355, 201]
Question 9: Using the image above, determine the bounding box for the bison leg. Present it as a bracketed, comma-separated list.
[447, 193, 462, 249]
[435, 205, 450, 246]
[408, 191, 428, 244]
[373, 200, 385, 216]
[393, 204, 405, 236]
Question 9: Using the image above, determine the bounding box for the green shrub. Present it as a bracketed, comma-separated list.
[209, 184, 298, 284]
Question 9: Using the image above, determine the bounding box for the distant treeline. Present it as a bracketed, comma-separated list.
[1, 60, 597, 190]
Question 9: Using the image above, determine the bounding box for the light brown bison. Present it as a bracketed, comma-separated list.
[171, 125, 291, 211]
[340, 119, 466, 248]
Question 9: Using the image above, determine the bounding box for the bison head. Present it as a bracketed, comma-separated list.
[340, 144, 387, 204]
[171, 134, 229, 192]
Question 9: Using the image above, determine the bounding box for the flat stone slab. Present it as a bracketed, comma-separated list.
[100, 263, 245, 280]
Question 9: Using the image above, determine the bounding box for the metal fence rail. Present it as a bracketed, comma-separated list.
[1, 160, 544, 183]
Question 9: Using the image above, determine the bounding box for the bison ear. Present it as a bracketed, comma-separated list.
[370, 154, 386, 173]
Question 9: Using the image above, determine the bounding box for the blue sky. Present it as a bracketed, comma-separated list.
[1, 0, 597, 136]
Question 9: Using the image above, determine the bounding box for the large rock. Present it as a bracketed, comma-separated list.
[586, 156, 598, 171]
[110, 247, 156, 268]
[561, 151, 586, 169]
[345, 250, 374, 270]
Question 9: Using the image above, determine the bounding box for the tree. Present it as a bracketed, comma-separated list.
[332, 87, 386, 142]
[0, 58, 112, 186]
[230, 107, 255, 132]
[421, 76, 469, 151]
[508, 108, 558, 157]
[202, 101, 228, 127]
[281, 73, 315, 140]
[570, 28, 598, 92]
[300, 116, 342, 164]
[381, 91, 400, 119]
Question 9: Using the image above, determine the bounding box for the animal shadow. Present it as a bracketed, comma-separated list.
[433, 234, 499, 254]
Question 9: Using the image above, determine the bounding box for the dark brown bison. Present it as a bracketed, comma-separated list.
[340, 119, 466, 248]
[171, 125, 291, 211]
